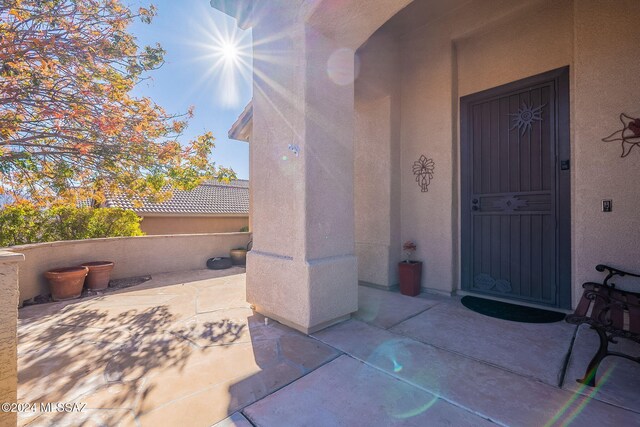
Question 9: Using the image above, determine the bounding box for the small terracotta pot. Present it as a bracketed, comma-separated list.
[229, 249, 247, 266]
[45, 266, 89, 301]
[81, 261, 115, 290]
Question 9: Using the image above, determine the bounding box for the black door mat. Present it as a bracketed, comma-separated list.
[461, 295, 566, 323]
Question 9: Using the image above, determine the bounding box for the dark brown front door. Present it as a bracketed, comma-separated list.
[460, 67, 571, 309]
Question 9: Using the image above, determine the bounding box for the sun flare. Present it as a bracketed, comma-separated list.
[220, 40, 240, 63]
[187, 7, 252, 108]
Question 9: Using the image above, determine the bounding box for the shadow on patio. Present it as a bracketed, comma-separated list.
[17, 271, 640, 426]
[17, 268, 339, 426]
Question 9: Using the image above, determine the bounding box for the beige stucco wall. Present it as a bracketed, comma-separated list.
[572, 0, 640, 299]
[8, 233, 251, 304]
[0, 251, 23, 427]
[355, 31, 402, 289]
[455, 0, 574, 97]
[357, 0, 640, 306]
[140, 215, 248, 235]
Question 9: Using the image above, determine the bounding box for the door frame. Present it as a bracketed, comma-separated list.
[459, 66, 571, 309]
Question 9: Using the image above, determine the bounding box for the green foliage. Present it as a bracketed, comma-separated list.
[239, 225, 249, 232]
[0, 202, 47, 246]
[0, 203, 143, 247]
[85, 208, 143, 238]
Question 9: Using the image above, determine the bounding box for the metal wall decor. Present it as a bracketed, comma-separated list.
[493, 195, 528, 212]
[287, 144, 300, 157]
[509, 102, 546, 136]
[412, 155, 435, 192]
[474, 273, 512, 293]
[602, 113, 640, 157]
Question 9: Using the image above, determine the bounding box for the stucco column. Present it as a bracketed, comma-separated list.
[244, 1, 358, 333]
[210, 0, 414, 333]
[0, 250, 24, 427]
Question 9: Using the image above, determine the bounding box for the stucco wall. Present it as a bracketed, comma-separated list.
[572, 0, 640, 300]
[9, 233, 251, 304]
[0, 251, 23, 427]
[359, 0, 640, 305]
[355, 31, 402, 288]
[455, 0, 574, 98]
[394, 0, 542, 294]
[140, 215, 248, 235]
[399, 15, 457, 295]
[355, 98, 393, 287]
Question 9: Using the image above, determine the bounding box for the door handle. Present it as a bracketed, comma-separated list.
[472, 206, 479, 211]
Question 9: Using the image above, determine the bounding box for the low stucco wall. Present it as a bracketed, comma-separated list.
[140, 215, 248, 235]
[7, 233, 251, 305]
[0, 251, 23, 427]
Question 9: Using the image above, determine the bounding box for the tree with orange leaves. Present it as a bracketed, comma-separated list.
[0, 0, 233, 206]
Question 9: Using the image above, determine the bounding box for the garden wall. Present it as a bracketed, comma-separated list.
[7, 233, 251, 305]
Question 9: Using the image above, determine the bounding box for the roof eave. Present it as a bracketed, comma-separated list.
[209, 0, 254, 29]
[228, 101, 253, 143]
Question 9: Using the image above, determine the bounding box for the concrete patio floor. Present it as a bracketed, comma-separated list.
[17, 270, 640, 426]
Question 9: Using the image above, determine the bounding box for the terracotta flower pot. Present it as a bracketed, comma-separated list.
[81, 261, 115, 290]
[45, 266, 89, 301]
[229, 249, 247, 266]
[398, 261, 422, 297]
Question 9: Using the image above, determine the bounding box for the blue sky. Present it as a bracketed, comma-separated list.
[128, 1, 252, 179]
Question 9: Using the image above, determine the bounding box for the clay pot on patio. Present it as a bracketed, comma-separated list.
[44, 266, 89, 301]
[229, 248, 247, 266]
[81, 261, 115, 290]
[398, 261, 422, 297]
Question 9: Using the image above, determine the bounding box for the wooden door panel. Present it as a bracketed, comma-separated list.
[461, 67, 570, 308]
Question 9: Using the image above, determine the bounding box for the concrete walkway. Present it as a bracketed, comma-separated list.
[17, 270, 640, 426]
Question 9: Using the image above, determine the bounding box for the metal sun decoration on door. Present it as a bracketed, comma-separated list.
[509, 102, 546, 136]
[412, 155, 435, 192]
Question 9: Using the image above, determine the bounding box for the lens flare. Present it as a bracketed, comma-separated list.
[543, 364, 615, 427]
[186, 6, 252, 108]
[220, 41, 240, 63]
[365, 339, 441, 420]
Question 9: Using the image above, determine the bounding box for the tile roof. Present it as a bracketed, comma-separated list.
[104, 180, 249, 215]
